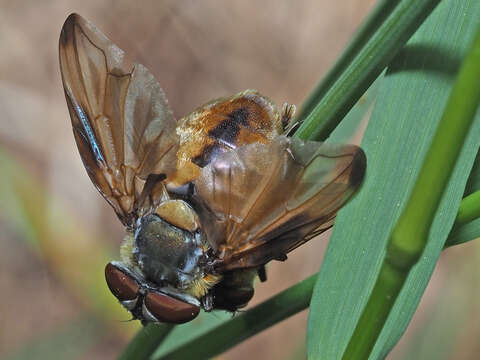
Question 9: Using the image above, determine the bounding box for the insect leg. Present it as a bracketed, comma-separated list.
[257, 266, 267, 282]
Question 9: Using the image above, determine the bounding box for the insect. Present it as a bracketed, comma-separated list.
[59, 13, 366, 324]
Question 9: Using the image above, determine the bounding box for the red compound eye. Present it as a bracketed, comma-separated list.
[145, 291, 200, 324]
[105, 263, 139, 301]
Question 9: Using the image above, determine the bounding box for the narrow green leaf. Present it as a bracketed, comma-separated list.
[464, 150, 480, 196]
[118, 324, 173, 360]
[445, 152, 480, 247]
[295, 0, 441, 141]
[307, 1, 480, 359]
[297, 0, 398, 121]
[446, 217, 480, 247]
[328, 74, 383, 143]
[151, 312, 231, 359]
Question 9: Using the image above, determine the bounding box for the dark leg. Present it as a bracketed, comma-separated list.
[257, 265, 267, 282]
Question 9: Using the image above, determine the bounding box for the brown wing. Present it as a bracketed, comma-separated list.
[59, 14, 178, 227]
[193, 136, 366, 270]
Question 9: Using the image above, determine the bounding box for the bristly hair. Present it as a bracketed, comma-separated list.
[187, 273, 222, 298]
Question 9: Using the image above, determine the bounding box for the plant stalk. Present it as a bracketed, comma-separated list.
[297, 0, 400, 122]
[118, 324, 173, 360]
[295, 0, 441, 141]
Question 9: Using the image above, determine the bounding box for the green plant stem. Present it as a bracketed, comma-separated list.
[297, 0, 400, 122]
[446, 217, 480, 248]
[445, 190, 480, 247]
[342, 24, 480, 360]
[295, 0, 441, 141]
[118, 324, 173, 360]
[155, 274, 316, 360]
[455, 190, 480, 225]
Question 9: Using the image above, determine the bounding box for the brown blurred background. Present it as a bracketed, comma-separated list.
[1, 1, 480, 359]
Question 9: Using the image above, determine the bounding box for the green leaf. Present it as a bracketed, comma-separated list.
[297, 0, 398, 122]
[295, 0, 441, 141]
[151, 312, 231, 359]
[307, 1, 480, 359]
[464, 151, 480, 196]
[118, 324, 173, 360]
[445, 153, 480, 247]
[328, 74, 383, 143]
[446, 217, 480, 247]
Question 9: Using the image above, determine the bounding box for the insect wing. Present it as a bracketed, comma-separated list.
[59, 14, 178, 227]
[194, 136, 366, 270]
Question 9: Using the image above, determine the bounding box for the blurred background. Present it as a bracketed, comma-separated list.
[1, 1, 479, 359]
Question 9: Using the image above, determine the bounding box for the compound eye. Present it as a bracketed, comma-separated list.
[105, 263, 139, 301]
[145, 291, 200, 324]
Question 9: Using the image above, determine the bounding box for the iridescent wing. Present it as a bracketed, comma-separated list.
[193, 136, 366, 270]
[59, 14, 178, 227]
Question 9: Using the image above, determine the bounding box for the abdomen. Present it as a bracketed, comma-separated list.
[170, 90, 283, 186]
